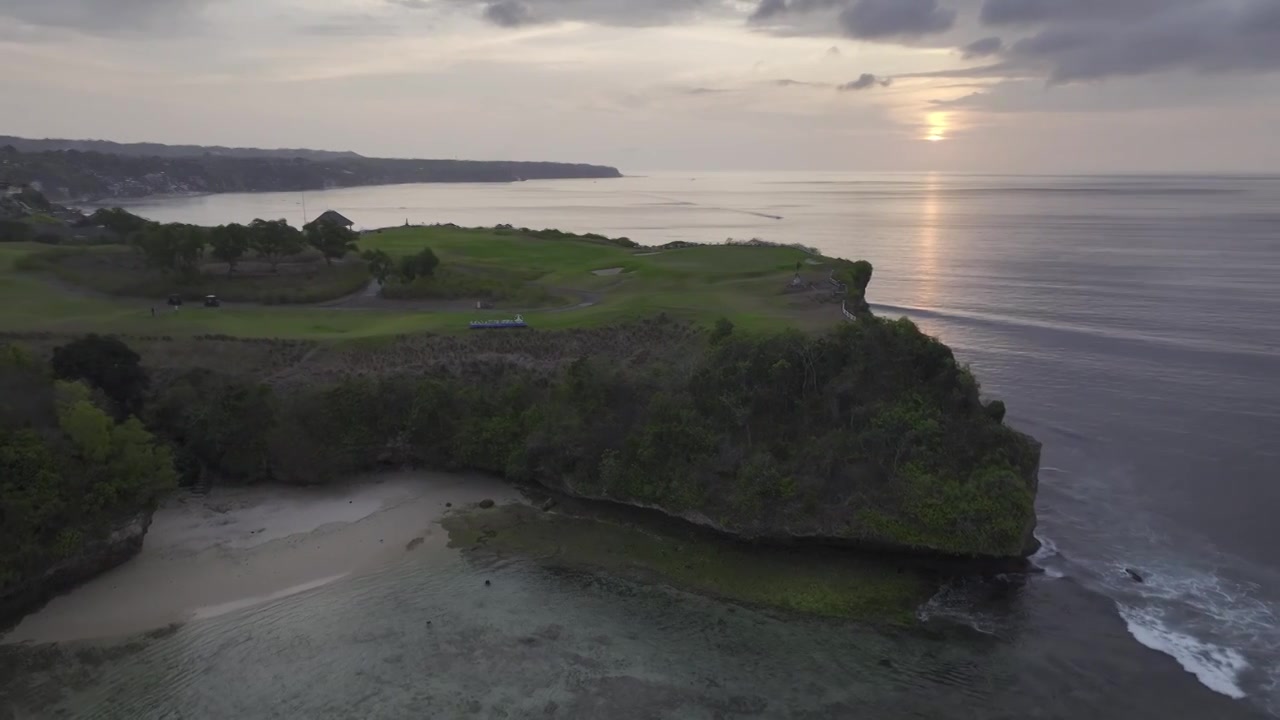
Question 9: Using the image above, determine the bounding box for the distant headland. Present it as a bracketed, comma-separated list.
[0, 136, 622, 203]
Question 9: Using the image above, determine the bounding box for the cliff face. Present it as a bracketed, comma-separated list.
[0, 148, 623, 202]
[0, 511, 153, 628]
[542, 438, 1041, 560]
[153, 318, 1040, 562]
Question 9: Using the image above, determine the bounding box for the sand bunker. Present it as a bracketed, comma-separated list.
[592, 267, 625, 276]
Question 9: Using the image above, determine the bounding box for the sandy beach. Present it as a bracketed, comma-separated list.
[1, 472, 518, 645]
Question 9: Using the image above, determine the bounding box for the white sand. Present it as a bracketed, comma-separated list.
[2, 472, 517, 645]
[592, 267, 625, 276]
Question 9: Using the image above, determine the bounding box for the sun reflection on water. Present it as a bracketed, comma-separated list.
[916, 172, 941, 308]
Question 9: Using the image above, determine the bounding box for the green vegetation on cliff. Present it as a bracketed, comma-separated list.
[136, 311, 1037, 559]
[0, 224, 846, 336]
[0, 344, 175, 600]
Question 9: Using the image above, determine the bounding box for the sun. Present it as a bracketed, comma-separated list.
[925, 112, 949, 142]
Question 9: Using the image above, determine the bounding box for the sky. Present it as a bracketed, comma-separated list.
[1, 0, 1279, 172]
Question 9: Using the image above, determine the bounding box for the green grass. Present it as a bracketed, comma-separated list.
[0, 227, 843, 339]
[443, 503, 937, 622]
[380, 265, 564, 307]
[16, 246, 369, 305]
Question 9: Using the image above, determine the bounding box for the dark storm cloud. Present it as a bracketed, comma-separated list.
[961, 36, 1002, 58]
[0, 0, 207, 34]
[838, 73, 892, 90]
[972, 0, 1280, 83]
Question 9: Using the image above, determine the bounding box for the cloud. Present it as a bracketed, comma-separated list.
[483, 0, 534, 26]
[973, 0, 1280, 83]
[961, 36, 1002, 58]
[838, 0, 955, 39]
[417, 0, 717, 28]
[748, 0, 954, 40]
[750, 0, 789, 21]
[899, 62, 1020, 79]
[838, 73, 892, 90]
[980, 0, 1170, 26]
[300, 13, 402, 37]
[749, 0, 843, 23]
[0, 0, 208, 35]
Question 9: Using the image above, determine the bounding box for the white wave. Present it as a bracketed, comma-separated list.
[1032, 533, 1060, 560]
[1030, 534, 1066, 579]
[1119, 604, 1250, 700]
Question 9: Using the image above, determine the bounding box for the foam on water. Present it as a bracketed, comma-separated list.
[1073, 550, 1280, 710]
[1030, 534, 1067, 579]
[192, 573, 350, 620]
[1118, 604, 1250, 700]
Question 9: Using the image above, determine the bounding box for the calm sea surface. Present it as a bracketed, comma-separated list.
[14, 173, 1280, 718]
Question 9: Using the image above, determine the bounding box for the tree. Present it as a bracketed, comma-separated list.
[305, 219, 359, 266]
[397, 247, 439, 282]
[146, 369, 276, 484]
[248, 219, 304, 273]
[985, 400, 1007, 425]
[172, 225, 207, 274]
[362, 249, 394, 285]
[0, 220, 30, 243]
[84, 207, 152, 236]
[132, 223, 206, 274]
[17, 186, 52, 211]
[50, 334, 150, 417]
[710, 317, 735, 345]
[209, 223, 251, 275]
[849, 260, 874, 294]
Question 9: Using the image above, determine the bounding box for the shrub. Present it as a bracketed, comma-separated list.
[50, 334, 150, 417]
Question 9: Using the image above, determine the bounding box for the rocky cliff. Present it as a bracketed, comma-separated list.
[0, 511, 153, 629]
[133, 314, 1041, 562]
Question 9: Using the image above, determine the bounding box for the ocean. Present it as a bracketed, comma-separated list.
[7, 172, 1279, 718]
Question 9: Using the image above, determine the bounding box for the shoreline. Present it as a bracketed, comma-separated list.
[1, 472, 517, 646]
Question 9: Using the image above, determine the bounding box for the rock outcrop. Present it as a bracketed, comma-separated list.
[0, 511, 153, 629]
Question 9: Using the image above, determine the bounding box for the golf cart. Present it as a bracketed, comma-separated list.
[203, 295, 222, 308]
